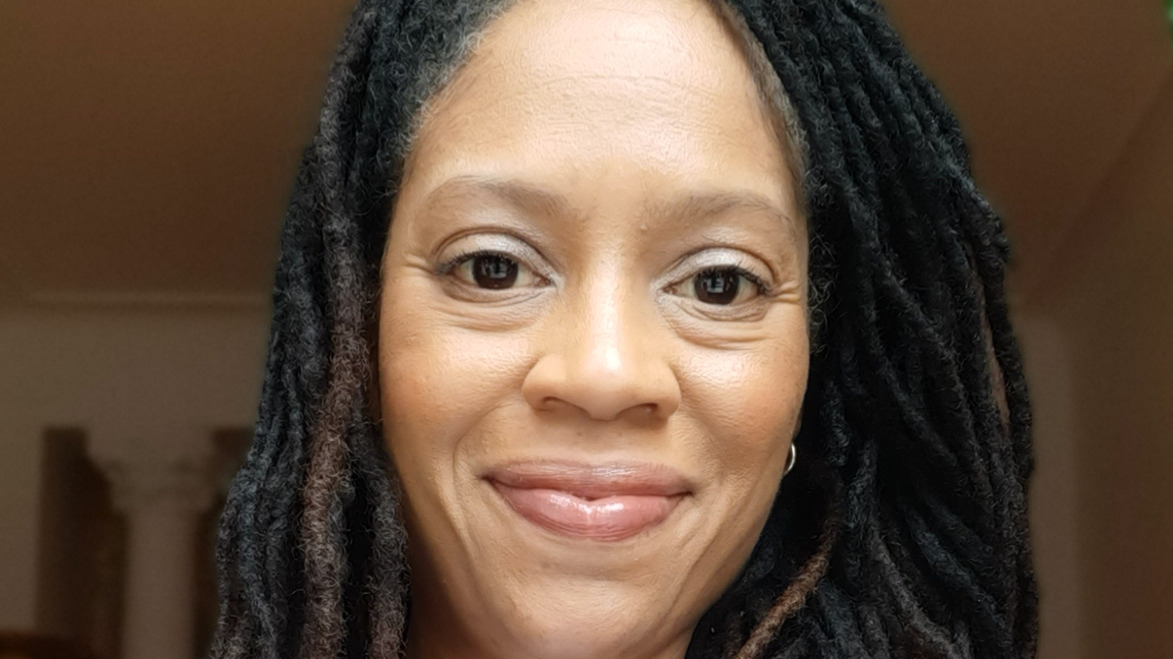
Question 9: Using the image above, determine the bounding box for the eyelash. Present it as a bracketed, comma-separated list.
[436, 249, 772, 304]
[436, 249, 518, 277]
[697, 266, 772, 297]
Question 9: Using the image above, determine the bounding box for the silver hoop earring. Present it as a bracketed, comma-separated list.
[784, 442, 797, 477]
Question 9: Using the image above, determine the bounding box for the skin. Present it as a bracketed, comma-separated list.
[378, 0, 809, 657]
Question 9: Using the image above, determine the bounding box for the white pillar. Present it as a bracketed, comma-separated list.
[97, 449, 214, 659]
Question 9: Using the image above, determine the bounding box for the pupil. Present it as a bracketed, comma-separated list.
[694, 269, 740, 305]
[473, 254, 519, 289]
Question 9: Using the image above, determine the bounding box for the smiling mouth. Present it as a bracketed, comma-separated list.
[484, 462, 691, 542]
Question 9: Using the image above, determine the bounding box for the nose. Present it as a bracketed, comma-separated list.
[522, 277, 681, 422]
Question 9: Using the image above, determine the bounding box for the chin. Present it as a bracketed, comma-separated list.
[494, 592, 683, 659]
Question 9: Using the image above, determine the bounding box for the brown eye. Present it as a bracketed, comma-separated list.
[693, 268, 744, 305]
[446, 250, 545, 292]
[470, 253, 519, 289]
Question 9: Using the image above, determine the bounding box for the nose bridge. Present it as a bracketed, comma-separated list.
[575, 270, 640, 377]
[527, 263, 679, 421]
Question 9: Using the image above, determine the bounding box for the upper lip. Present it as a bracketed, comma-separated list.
[484, 461, 693, 500]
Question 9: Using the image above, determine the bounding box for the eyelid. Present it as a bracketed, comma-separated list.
[666, 248, 774, 293]
[434, 233, 553, 280]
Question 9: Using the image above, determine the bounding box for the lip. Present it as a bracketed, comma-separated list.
[484, 462, 692, 542]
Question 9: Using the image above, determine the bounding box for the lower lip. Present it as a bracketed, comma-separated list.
[491, 482, 682, 542]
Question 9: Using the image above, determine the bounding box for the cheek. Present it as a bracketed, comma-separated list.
[685, 329, 809, 467]
[378, 283, 534, 477]
[678, 319, 809, 562]
[671, 322, 808, 605]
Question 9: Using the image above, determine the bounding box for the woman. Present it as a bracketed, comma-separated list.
[212, 0, 1037, 657]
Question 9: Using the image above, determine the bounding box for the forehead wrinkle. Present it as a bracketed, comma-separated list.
[446, 69, 733, 132]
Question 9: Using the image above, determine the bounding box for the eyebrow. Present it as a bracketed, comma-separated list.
[418, 174, 798, 236]
[646, 189, 799, 240]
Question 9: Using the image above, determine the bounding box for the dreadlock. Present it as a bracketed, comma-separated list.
[211, 0, 1038, 657]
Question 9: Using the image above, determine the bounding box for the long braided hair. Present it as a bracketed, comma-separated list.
[211, 0, 1037, 657]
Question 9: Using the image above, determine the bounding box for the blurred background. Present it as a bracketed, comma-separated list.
[1, 1, 1171, 658]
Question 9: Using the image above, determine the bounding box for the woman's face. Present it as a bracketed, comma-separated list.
[379, 0, 808, 657]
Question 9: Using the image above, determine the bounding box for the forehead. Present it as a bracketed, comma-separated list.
[401, 0, 796, 220]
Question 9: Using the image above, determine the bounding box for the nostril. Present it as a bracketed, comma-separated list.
[521, 346, 681, 421]
[614, 402, 667, 424]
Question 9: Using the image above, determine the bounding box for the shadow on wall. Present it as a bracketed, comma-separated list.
[0, 631, 98, 659]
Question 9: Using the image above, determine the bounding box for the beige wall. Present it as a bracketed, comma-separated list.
[1018, 316, 1081, 659]
[1024, 79, 1173, 658]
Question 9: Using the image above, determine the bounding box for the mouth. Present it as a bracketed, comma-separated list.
[483, 462, 692, 542]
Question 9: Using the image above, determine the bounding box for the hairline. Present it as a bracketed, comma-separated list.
[394, 0, 810, 213]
